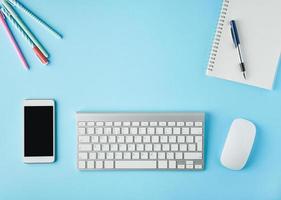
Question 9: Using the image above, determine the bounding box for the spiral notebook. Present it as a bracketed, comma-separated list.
[207, 0, 281, 90]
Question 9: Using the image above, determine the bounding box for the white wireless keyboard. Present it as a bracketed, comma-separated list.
[77, 112, 204, 170]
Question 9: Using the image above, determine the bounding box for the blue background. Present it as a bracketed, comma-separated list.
[0, 0, 281, 199]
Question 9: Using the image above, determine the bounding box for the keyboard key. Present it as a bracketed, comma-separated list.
[132, 152, 140, 159]
[89, 152, 96, 159]
[173, 127, 180, 134]
[87, 128, 95, 134]
[141, 122, 149, 126]
[108, 136, 116, 143]
[143, 136, 150, 143]
[78, 128, 86, 135]
[195, 122, 203, 126]
[158, 160, 168, 168]
[124, 152, 131, 159]
[195, 164, 202, 169]
[102, 144, 110, 151]
[105, 122, 113, 126]
[79, 152, 88, 160]
[164, 128, 172, 134]
[145, 144, 153, 151]
[123, 122, 130, 126]
[152, 136, 159, 143]
[186, 122, 194, 126]
[104, 128, 111, 134]
[168, 122, 175, 126]
[191, 127, 202, 135]
[126, 136, 133, 143]
[93, 144, 101, 151]
[78, 122, 86, 126]
[169, 136, 176, 143]
[136, 144, 144, 151]
[167, 152, 174, 159]
[169, 160, 176, 168]
[132, 122, 139, 126]
[150, 122, 157, 126]
[154, 144, 161, 151]
[79, 144, 92, 151]
[79, 136, 90, 143]
[95, 128, 103, 134]
[178, 136, 185, 143]
[159, 122, 166, 126]
[79, 161, 86, 169]
[141, 152, 148, 159]
[156, 127, 163, 134]
[110, 144, 118, 151]
[113, 128, 120, 134]
[104, 161, 114, 168]
[95, 161, 103, 168]
[121, 127, 129, 134]
[186, 164, 193, 169]
[87, 161, 95, 169]
[186, 136, 194, 143]
[139, 128, 146, 134]
[100, 136, 107, 143]
[130, 127, 138, 134]
[162, 144, 170, 151]
[158, 152, 165, 159]
[96, 122, 104, 126]
[119, 144, 127, 151]
[147, 127, 155, 134]
[106, 152, 114, 159]
[160, 136, 168, 143]
[87, 122, 95, 126]
[175, 152, 183, 159]
[179, 144, 187, 151]
[171, 144, 178, 151]
[115, 152, 122, 159]
[177, 122, 184, 126]
[128, 144, 136, 151]
[182, 127, 189, 134]
[98, 152, 105, 159]
[149, 152, 157, 159]
[114, 122, 122, 126]
[188, 144, 196, 151]
[115, 161, 157, 169]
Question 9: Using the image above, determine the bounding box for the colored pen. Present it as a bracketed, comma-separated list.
[1, 7, 48, 65]
[7, 0, 63, 39]
[230, 20, 246, 79]
[2, 0, 49, 58]
[0, 10, 29, 70]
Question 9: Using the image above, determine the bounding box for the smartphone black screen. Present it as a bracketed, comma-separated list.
[24, 106, 53, 156]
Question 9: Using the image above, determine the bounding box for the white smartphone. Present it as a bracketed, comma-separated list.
[23, 99, 55, 163]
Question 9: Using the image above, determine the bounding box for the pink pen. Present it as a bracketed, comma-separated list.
[0, 10, 29, 70]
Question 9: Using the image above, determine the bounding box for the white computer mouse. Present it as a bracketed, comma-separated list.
[220, 118, 256, 170]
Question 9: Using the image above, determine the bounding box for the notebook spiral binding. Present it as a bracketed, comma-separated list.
[207, 0, 230, 71]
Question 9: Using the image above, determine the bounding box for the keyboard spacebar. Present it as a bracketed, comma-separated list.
[115, 161, 157, 169]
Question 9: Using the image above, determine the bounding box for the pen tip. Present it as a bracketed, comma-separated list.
[243, 72, 246, 80]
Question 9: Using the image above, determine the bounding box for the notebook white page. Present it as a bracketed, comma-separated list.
[207, 0, 281, 90]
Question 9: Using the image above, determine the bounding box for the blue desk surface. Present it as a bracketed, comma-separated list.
[1, 0, 281, 199]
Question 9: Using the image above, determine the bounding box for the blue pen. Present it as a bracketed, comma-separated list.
[230, 20, 246, 79]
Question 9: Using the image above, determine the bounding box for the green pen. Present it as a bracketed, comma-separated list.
[2, 0, 49, 58]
